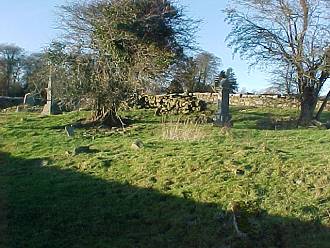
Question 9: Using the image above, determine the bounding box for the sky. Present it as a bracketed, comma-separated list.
[0, 0, 271, 91]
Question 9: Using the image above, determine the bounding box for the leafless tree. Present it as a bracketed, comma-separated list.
[225, 0, 330, 125]
[270, 63, 299, 95]
[194, 51, 221, 87]
[0, 44, 24, 96]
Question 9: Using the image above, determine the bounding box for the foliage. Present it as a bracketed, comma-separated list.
[215, 67, 238, 93]
[58, 0, 197, 126]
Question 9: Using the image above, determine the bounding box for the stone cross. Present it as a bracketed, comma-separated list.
[214, 77, 232, 127]
[24, 93, 35, 106]
[41, 63, 59, 115]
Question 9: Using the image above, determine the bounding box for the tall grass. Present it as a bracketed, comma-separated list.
[161, 116, 207, 141]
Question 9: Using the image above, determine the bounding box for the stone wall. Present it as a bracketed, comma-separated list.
[132, 94, 207, 115]
[0, 97, 23, 110]
[192, 93, 330, 111]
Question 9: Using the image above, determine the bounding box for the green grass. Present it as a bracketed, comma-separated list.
[0, 106, 329, 247]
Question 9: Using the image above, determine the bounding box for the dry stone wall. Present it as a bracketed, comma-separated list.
[133, 94, 207, 115]
[137, 93, 330, 111]
[193, 93, 330, 111]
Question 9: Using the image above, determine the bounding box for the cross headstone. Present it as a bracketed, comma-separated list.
[41, 63, 61, 115]
[23, 93, 35, 106]
[214, 77, 232, 127]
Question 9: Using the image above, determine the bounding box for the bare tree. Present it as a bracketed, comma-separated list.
[225, 0, 330, 125]
[169, 57, 197, 93]
[270, 63, 299, 95]
[0, 44, 24, 96]
[194, 51, 221, 88]
[166, 51, 221, 93]
[23, 53, 48, 96]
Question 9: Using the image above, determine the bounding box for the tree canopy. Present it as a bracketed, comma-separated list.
[58, 0, 197, 126]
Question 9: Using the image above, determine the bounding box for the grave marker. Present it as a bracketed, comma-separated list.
[214, 77, 232, 127]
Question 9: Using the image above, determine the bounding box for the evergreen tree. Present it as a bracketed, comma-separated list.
[214, 68, 238, 93]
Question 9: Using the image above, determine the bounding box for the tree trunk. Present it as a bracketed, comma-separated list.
[298, 87, 318, 126]
[92, 107, 124, 128]
[315, 89, 330, 121]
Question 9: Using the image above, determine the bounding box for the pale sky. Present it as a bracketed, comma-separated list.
[0, 0, 271, 91]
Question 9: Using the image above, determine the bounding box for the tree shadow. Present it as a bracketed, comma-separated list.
[0, 152, 329, 248]
[318, 111, 330, 123]
[255, 116, 298, 130]
[230, 108, 299, 130]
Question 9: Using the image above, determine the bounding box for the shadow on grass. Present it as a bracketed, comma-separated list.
[231, 108, 299, 130]
[255, 116, 298, 130]
[0, 152, 329, 248]
[318, 111, 330, 123]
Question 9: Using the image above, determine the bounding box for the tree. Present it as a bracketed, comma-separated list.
[194, 51, 221, 89]
[225, 0, 330, 125]
[270, 64, 298, 95]
[59, 0, 196, 126]
[0, 59, 6, 95]
[169, 57, 197, 93]
[226, 68, 238, 93]
[23, 53, 49, 96]
[166, 51, 221, 93]
[215, 68, 238, 94]
[0, 44, 24, 96]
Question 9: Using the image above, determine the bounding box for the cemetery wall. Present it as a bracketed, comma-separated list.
[132, 94, 207, 115]
[192, 93, 330, 111]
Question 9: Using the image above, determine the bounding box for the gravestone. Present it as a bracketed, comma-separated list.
[41, 64, 61, 115]
[131, 139, 144, 150]
[65, 125, 75, 137]
[23, 93, 35, 106]
[41, 86, 54, 115]
[214, 77, 232, 127]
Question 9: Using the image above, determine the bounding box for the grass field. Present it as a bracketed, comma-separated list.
[0, 106, 329, 247]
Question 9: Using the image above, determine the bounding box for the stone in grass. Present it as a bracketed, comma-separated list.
[235, 168, 245, 176]
[65, 125, 75, 137]
[72, 146, 91, 156]
[131, 139, 144, 150]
